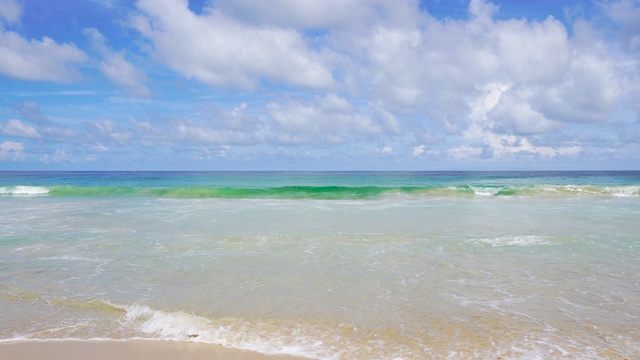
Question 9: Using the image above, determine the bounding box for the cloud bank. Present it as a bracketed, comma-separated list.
[0, 0, 638, 169]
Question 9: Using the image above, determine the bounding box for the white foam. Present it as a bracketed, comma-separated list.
[470, 235, 553, 247]
[0, 186, 50, 195]
[470, 186, 501, 196]
[38, 255, 102, 262]
[121, 304, 211, 340]
[119, 304, 330, 359]
[0, 336, 31, 343]
[606, 186, 640, 197]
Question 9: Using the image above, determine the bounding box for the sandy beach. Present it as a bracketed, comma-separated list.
[0, 340, 311, 360]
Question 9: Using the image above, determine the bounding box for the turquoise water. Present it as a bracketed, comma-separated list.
[1, 172, 639, 359]
[1, 171, 639, 198]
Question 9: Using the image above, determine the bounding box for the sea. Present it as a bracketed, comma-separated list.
[0, 171, 638, 359]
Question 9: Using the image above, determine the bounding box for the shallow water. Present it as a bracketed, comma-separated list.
[1, 172, 639, 359]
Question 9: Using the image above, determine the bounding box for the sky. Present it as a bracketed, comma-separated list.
[0, 0, 639, 171]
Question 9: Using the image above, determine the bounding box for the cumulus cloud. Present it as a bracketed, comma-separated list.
[1, 0, 637, 168]
[343, 0, 625, 162]
[0, 30, 87, 82]
[267, 94, 396, 144]
[531, 51, 620, 124]
[169, 121, 263, 145]
[488, 89, 561, 135]
[199, 145, 229, 160]
[135, 103, 265, 146]
[2, 102, 78, 146]
[0, 0, 22, 24]
[84, 28, 150, 97]
[122, 0, 629, 163]
[479, 134, 581, 159]
[601, 0, 640, 113]
[40, 149, 73, 163]
[315, 0, 621, 152]
[0, 141, 25, 160]
[449, 145, 483, 160]
[358, 8, 571, 111]
[213, 0, 418, 30]
[602, 0, 640, 52]
[132, 0, 334, 89]
[11, 102, 50, 124]
[0, 119, 42, 139]
[83, 119, 133, 144]
[412, 145, 424, 157]
[214, 103, 262, 131]
[461, 81, 584, 161]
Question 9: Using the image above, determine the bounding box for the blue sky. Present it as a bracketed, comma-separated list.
[0, 0, 639, 170]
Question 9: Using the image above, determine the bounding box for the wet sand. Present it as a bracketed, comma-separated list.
[0, 340, 311, 360]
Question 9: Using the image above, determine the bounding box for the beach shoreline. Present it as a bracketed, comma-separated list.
[0, 340, 312, 360]
[2, 171, 638, 359]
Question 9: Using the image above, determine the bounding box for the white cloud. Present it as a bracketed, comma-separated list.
[128, 3, 616, 165]
[0, 119, 42, 139]
[1, 0, 636, 168]
[484, 134, 578, 158]
[89, 0, 118, 8]
[449, 145, 483, 160]
[531, 50, 620, 124]
[602, 0, 640, 51]
[322, 0, 621, 140]
[2, 102, 78, 145]
[41, 125, 78, 142]
[11, 101, 49, 124]
[41, 149, 72, 163]
[0, 0, 22, 24]
[24, 90, 99, 96]
[489, 90, 561, 135]
[216, 103, 262, 131]
[134, 103, 265, 146]
[213, 0, 419, 31]
[83, 119, 132, 144]
[172, 121, 264, 145]
[200, 145, 229, 160]
[99, 52, 150, 96]
[84, 28, 150, 97]
[601, 0, 640, 113]
[267, 94, 395, 144]
[132, 0, 334, 89]
[0, 141, 25, 160]
[0, 30, 87, 82]
[125, 0, 634, 165]
[92, 143, 109, 152]
[461, 87, 585, 161]
[370, 102, 402, 135]
[323, 0, 626, 163]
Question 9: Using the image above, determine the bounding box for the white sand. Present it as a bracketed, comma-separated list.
[0, 340, 312, 360]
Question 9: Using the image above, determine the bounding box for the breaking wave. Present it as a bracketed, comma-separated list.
[1, 184, 638, 199]
[0, 186, 50, 195]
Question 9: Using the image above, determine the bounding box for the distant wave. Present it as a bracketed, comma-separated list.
[2, 184, 639, 199]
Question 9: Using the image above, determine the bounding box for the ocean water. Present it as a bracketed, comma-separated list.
[0, 171, 639, 359]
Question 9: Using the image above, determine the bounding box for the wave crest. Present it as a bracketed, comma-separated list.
[0, 186, 50, 195]
[1, 184, 638, 199]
